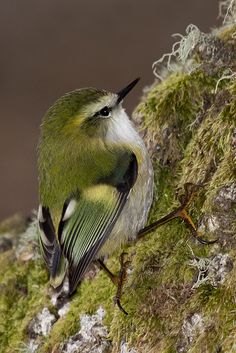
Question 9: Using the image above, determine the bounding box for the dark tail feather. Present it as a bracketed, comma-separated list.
[38, 205, 66, 286]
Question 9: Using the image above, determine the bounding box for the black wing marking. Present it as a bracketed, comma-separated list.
[116, 152, 138, 192]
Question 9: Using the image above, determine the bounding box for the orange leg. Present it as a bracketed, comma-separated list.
[138, 183, 217, 245]
[96, 252, 131, 315]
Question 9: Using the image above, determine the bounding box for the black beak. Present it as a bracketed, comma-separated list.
[116, 78, 140, 104]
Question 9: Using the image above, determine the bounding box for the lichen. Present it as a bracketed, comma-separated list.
[59, 307, 110, 353]
[219, 0, 236, 25]
[152, 24, 205, 80]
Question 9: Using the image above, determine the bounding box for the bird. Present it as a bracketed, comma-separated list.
[37, 78, 154, 297]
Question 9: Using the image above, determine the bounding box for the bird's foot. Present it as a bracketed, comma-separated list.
[113, 252, 131, 315]
[138, 182, 218, 245]
[96, 253, 131, 315]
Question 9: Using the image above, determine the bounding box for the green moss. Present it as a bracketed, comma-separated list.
[179, 81, 235, 212]
[180, 103, 232, 185]
[217, 23, 236, 41]
[0, 250, 48, 353]
[0, 214, 26, 235]
[134, 71, 216, 169]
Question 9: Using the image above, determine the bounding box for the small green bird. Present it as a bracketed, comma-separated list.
[38, 78, 154, 295]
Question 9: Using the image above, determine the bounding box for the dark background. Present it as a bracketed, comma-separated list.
[0, 0, 219, 220]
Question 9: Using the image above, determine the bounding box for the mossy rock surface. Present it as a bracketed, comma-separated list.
[0, 21, 236, 353]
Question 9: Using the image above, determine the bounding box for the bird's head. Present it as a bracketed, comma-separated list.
[42, 78, 140, 141]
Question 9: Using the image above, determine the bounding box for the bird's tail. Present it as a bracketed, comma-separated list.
[38, 205, 67, 289]
[50, 251, 68, 289]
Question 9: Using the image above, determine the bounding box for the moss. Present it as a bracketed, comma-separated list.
[179, 81, 235, 213]
[179, 96, 233, 185]
[0, 250, 48, 353]
[134, 71, 216, 169]
[0, 213, 26, 235]
[217, 23, 236, 41]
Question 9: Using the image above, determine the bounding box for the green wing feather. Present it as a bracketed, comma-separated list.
[59, 184, 129, 294]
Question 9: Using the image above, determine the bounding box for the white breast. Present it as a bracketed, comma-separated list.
[98, 106, 154, 257]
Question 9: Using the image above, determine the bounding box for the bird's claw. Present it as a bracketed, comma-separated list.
[114, 252, 131, 315]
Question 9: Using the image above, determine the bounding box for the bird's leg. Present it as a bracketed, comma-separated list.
[96, 252, 131, 315]
[113, 252, 131, 315]
[96, 259, 118, 285]
[138, 183, 217, 245]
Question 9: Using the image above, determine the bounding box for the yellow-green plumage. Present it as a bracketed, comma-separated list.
[38, 80, 153, 294]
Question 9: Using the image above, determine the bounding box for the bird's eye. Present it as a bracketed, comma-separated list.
[99, 106, 110, 116]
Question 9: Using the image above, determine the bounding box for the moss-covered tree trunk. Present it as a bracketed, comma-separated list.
[0, 9, 235, 353]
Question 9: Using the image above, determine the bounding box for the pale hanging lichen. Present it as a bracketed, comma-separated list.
[152, 24, 205, 80]
[214, 68, 236, 93]
[219, 0, 236, 25]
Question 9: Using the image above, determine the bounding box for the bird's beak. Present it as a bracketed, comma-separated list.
[116, 78, 140, 104]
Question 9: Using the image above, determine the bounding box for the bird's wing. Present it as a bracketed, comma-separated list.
[58, 152, 138, 294]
